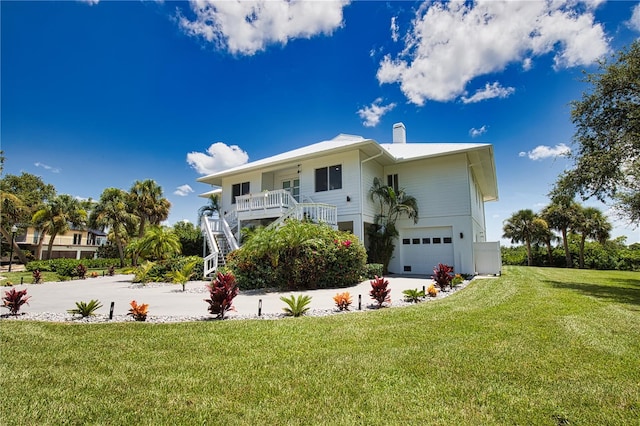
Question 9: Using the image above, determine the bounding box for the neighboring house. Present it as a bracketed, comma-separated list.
[198, 123, 500, 277]
[16, 226, 108, 260]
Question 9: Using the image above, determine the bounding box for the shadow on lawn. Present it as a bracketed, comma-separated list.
[545, 277, 640, 309]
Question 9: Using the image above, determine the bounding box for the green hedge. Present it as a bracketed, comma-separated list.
[25, 258, 124, 274]
[226, 220, 367, 291]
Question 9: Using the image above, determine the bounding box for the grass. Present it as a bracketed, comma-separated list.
[0, 268, 118, 286]
[1, 266, 639, 425]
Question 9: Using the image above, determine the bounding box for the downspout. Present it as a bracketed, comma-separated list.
[360, 148, 385, 243]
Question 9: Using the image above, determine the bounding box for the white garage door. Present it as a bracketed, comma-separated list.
[400, 227, 454, 275]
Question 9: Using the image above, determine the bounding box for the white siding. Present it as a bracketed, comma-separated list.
[360, 154, 384, 220]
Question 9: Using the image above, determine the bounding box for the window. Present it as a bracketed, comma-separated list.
[402, 238, 410, 245]
[444, 237, 452, 244]
[231, 182, 250, 204]
[404, 266, 412, 272]
[433, 237, 442, 244]
[412, 238, 420, 244]
[73, 234, 82, 245]
[387, 174, 399, 193]
[422, 238, 431, 244]
[315, 165, 342, 192]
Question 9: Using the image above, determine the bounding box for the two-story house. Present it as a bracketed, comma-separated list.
[197, 123, 500, 277]
[16, 226, 108, 260]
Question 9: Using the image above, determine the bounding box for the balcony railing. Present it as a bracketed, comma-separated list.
[235, 189, 294, 215]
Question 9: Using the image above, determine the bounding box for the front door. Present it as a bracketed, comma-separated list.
[282, 178, 300, 202]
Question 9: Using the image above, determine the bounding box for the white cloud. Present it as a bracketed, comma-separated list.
[78, 0, 100, 4]
[178, 0, 350, 55]
[390, 16, 399, 42]
[469, 125, 488, 138]
[174, 184, 194, 197]
[462, 82, 515, 104]
[34, 162, 60, 173]
[356, 98, 396, 128]
[519, 144, 571, 161]
[377, 1, 610, 105]
[627, 4, 640, 32]
[187, 142, 249, 175]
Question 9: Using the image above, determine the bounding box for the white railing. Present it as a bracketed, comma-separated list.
[200, 218, 220, 277]
[235, 189, 294, 213]
[267, 202, 338, 230]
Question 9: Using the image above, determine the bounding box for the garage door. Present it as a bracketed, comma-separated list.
[400, 227, 454, 275]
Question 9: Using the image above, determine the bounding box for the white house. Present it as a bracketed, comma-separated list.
[197, 123, 500, 277]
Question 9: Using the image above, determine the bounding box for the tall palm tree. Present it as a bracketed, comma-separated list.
[541, 197, 582, 268]
[574, 206, 612, 268]
[502, 209, 544, 266]
[89, 188, 139, 267]
[0, 191, 28, 264]
[129, 179, 171, 237]
[368, 177, 419, 273]
[32, 194, 87, 260]
[198, 193, 220, 225]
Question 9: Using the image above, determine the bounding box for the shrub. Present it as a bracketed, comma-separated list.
[2, 288, 30, 315]
[433, 263, 454, 291]
[280, 294, 312, 317]
[68, 300, 103, 317]
[369, 275, 391, 308]
[402, 288, 425, 303]
[128, 300, 149, 321]
[363, 263, 383, 279]
[90, 272, 99, 278]
[427, 283, 438, 297]
[226, 220, 367, 291]
[75, 264, 87, 280]
[333, 292, 353, 311]
[167, 258, 200, 291]
[132, 261, 156, 284]
[32, 269, 43, 284]
[204, 271, 238, 320]
[452, 274, 464, 286]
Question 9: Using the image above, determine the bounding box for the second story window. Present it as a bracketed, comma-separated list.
[73, 233, 82, 245]
[231, 182, 250, 204]
[387, 174, 399, 193]
[315, 165, 342, 192]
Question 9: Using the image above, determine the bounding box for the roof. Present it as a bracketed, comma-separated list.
[198, 135, 498, 201]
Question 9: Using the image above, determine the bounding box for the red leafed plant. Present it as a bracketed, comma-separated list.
[333, 291, 353, 311]
[128, 300, 149, 322]
[432, 263, 454, 291]
[369, 275, 391, 308]
[205, 271, 239, 320]
[2, 288, 31, 316]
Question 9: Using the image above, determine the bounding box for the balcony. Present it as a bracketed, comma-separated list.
[234, 189, 337, 227]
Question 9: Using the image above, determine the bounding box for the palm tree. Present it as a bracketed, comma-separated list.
[32, 194, 87, 260]
[541, 197, 582, 268]
[89, 188, 139, 267]
[368, 177, 419, 273]
[533, 217, 556, 266]
[0, 191, 29, 264]
[138, 226, 181, 261]
[574, 206, 612, 268]
[502, 209, 544, 266]
[198, 193, 220, 225]
[129, 179, 171, 237]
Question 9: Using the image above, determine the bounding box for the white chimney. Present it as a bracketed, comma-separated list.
[392, 122, 406, 144]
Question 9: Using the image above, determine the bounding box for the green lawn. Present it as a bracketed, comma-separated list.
[1, 266, 638, 425]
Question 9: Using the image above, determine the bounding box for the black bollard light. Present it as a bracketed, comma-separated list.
[258, 299, 262, 317]
[109, 302, 115, 320]
[358, 294, 362, 310]
[21, 277, 24, 285]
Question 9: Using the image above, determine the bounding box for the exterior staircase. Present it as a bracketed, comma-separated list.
[200, 213, 239, 277]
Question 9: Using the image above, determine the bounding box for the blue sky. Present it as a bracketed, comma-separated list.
[2, 0, 640, 245]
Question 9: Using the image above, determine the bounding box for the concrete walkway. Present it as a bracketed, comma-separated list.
[3, 274, 440, 318]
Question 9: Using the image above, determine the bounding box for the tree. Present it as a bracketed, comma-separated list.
[502, 209, 546, 267]
[574, 206, 612, 269]
[32, 194, 87, 260]
[89, 188, 139, 267]
[137, 226, 181, 261]
[557, 41, 640, 225]
[367, 177, 419, 274]
[0, 172, 56, 263]
[541, 196, 582, 268]
[173, 220, 204, 257]
[129, 179, 171, 237]
[198, 193, 220, 225]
